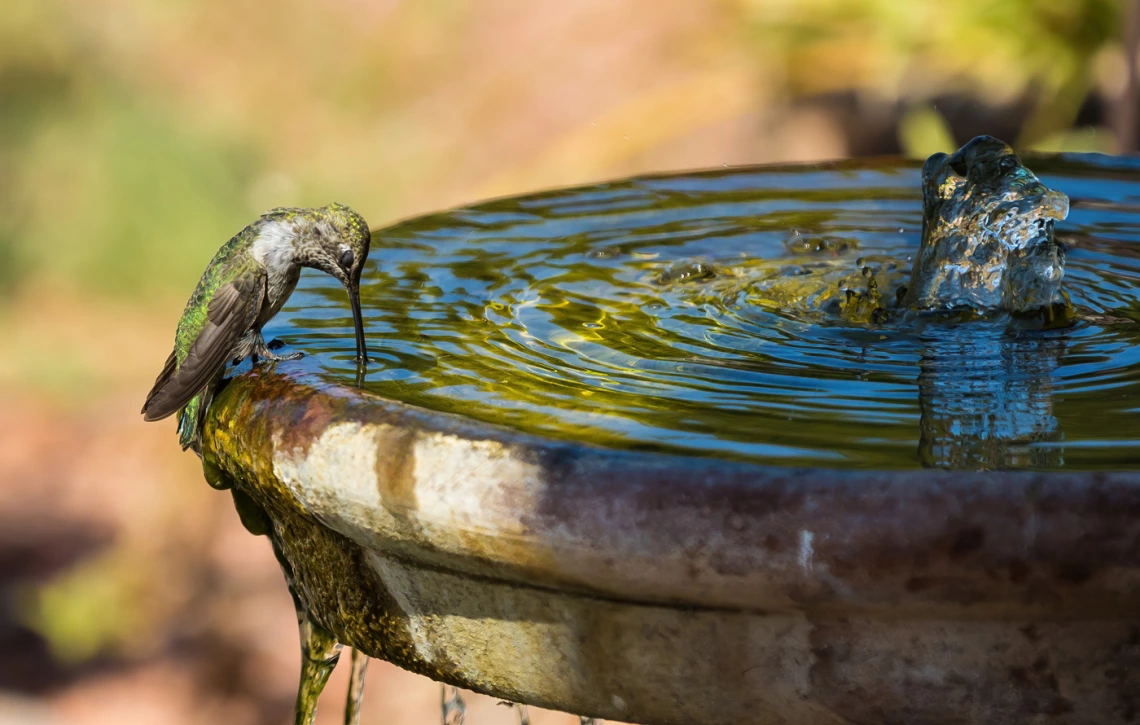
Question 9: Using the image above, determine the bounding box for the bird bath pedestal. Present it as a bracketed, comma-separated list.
[201, 156, 1140, 725]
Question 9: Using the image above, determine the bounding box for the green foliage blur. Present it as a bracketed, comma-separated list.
[735, 0, 1123, 147]
[0, 0, 1132, 304]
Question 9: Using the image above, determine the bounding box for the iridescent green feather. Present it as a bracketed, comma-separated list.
[169, 221, 264, 450]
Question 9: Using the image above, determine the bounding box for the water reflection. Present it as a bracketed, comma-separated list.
[916, 323, 1065, 469]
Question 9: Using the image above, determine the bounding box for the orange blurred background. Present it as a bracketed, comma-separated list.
[0, 1, 1135, 723]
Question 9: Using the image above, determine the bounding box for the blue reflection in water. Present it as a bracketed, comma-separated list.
[916, 322, 1065, 470]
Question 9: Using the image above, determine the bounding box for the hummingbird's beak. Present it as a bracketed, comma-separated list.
[347, 281, 367, 363]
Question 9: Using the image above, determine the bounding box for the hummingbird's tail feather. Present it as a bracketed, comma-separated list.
[144, 271, 267, 423]
[178, 375, 222, 453]
[142, 350, 179, 420]
[177, 396, 202, 451]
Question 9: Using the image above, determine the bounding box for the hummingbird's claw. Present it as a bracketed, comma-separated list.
[255, 350, 304, 363]
[250, 334, 303, 363]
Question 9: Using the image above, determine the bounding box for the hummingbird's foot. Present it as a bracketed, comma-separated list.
[252, 349, 304, 363]
[260, 351, 304, 362]
[251, 335, 304, 363]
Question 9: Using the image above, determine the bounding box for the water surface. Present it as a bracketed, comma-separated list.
[270, 156, 1140, 470]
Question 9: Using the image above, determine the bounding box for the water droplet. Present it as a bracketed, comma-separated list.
[343, 649, 369, 725]
[579, 718, 600, 725]
[514, 703, 532, 725]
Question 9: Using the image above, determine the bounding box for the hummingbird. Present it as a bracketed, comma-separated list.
[141, 203, 371, 451]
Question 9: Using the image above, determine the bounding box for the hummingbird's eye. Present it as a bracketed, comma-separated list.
[338, 249, 354, 270]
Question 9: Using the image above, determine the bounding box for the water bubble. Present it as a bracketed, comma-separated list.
[786, 236, 811, 253]
[654, 261, 717, 285]
[587, 246, 623, 259]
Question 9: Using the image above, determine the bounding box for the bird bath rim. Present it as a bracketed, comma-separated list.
[203, 365, 1140, 618]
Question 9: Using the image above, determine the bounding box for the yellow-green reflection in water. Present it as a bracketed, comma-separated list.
[268, 157, 1140, 471]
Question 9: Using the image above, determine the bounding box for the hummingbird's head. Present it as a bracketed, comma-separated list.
[296, 202, 371, 286]
[275, 203, 372, 362]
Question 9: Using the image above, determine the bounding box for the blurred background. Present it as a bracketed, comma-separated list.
[1, 0, 1138, 723]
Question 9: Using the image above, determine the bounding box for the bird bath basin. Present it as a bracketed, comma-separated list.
[202, 155, 1140, 725]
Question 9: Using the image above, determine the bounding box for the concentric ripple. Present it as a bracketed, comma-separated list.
[272, 156, 1140, 470]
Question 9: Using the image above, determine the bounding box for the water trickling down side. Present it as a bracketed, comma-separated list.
[345, 649, 368, 725]
[293, 607, 342, 725]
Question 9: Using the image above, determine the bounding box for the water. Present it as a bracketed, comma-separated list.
[345, 649, 368, 725]
[292, 607, 342, 725]
[271, 154, 1140, 470]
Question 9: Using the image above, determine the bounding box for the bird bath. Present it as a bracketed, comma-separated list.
[202, 154, 1140, 725]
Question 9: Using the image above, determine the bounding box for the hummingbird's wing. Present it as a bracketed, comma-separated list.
[141, 269, 267, 422]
